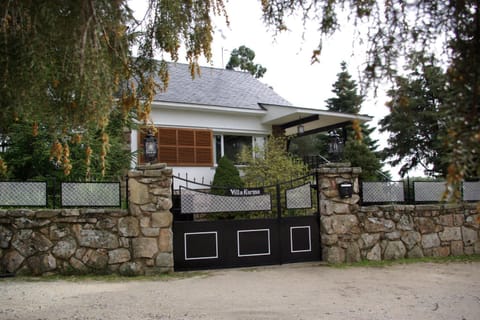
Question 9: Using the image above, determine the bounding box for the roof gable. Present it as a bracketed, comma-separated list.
[154, 63, 292, 110]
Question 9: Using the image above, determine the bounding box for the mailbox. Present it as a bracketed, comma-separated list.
[338, 182, 353, 198]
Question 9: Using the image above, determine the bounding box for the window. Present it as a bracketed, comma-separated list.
[214, 134, 258, 164]
[139, 127, 213, 166]
[224, 135, 251, 162]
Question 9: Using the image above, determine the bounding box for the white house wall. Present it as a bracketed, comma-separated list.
[149, 104, 270, 135]
[131, 103, 271, 186]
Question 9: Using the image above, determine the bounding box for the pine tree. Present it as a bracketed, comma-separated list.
[323, 61, 384, 180]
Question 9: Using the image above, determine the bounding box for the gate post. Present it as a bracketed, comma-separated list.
[127, 163, 173, 274]
[313, 162, 362, 264]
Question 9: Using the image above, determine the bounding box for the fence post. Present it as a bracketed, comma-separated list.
[275, 183, 282, 220]
[52, 177, 56, 209]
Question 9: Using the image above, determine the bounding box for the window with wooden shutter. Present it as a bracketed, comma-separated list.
[139, 127, 213, 166]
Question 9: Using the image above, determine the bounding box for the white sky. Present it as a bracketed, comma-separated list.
[129, 0, 409, 178]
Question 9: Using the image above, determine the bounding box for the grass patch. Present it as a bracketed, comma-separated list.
[328, 254, 480, 269]
[2, 270, 209, 283]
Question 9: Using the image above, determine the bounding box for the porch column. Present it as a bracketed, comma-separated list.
[314, 162, 362, 264]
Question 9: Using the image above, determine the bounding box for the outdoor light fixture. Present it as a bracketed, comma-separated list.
[297, 124, 304, 134]
[143, 130, 158, 163]
[328, 131, 343, 161]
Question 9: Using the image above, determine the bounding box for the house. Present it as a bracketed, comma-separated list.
[130, 62, 371, 185]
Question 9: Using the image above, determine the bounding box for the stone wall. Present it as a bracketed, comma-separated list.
[316, 163, 480, 263]
[0, 163, 173, 276]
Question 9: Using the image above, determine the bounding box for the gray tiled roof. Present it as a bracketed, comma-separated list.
[154, 63, 292, 110]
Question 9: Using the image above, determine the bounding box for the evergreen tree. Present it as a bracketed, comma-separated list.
[226, 45, 267, 78]
[322, 61, 384, 180]
[379, 54, 450, 178]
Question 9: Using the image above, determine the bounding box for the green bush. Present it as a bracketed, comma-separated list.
[211, 156, 244, 195]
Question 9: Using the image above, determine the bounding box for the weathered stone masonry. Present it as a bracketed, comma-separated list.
[0, 163, 173, 276]
[317, 163, 480, 263]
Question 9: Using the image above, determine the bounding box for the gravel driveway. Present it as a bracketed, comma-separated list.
[1, 261, 479, 320]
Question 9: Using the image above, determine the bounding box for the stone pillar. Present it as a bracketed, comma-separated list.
[314, 162, 362, 264]
[127, 163, 173, 274]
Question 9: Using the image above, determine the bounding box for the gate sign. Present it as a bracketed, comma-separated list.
[227, 188, 264, 196]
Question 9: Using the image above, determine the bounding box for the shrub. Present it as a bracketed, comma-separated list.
[211, 156, 244, 195]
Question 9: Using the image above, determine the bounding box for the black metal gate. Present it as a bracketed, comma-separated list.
[172, 174, 321, 271]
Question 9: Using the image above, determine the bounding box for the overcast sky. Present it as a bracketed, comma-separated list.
[129, 0, 406, 177]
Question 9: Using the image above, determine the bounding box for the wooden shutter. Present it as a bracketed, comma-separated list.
[144, 127, 213, 166]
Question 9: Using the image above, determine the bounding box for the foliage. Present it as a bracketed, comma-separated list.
[342, 140, 382, 182]
[226, 45, 267, 78]
[380, 54, 449, 178]
[2, 109, 132, 181]
[211, 156, 244, 195]
[0, 0, 227, 176]
[238, 136, 308, 187]
[260, 0, 480, 194]
[322, 61, 384, 180]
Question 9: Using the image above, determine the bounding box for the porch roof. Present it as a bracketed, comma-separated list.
[260, 104, 373, 136]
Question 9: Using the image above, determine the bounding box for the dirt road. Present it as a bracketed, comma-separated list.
[1, 261, 479, 320]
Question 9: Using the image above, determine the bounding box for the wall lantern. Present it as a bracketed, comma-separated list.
[144, 130, 158, 163]
[328, 131, 343, 161]
[297, 124, 305, 134]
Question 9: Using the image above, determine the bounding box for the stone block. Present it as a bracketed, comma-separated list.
[118, 216, 140, 237]
[151, 211, 172, 228]
[359, 233, 380, 250]
[364, 217, 395, 233]
[0, 225, 13, 248]
[366, 243, 381, 261]
[462, 227, 478, 246]
[84, 249, 108, 269]
[78, 230, 119, 249]
[132, 238, 158, 258]
[108, 248, 131, 264]
[157, 197, 173, 211]
[141, 227, 160, 237]
[407, 246, 424, 259]
[119, 261, 144, 276]
[439, 227, 462, 241]
[453, 214, 464, 226]
[465, 214, 480, 229]
[345, 242, 361, 263]
[159, 229, 173, 252]
[52, 236, 77, 260]
[128, 179, 150, 205]
[12, 231, 53, 257]
[96, 217, 116, 229]
[401, 231, 421, 250]
[438, 214, 454, 227]
[433, 246, 450, 257]
[397, 214, 414, 231]
[415, 217, 440, 234]
[385, 231, 401, 241]
[421, 233, 441, 249]
[320, 215, 359, 235]
[384, 241, 406, 260]
[451, 240, 464, 256]
[27, 253, 56, 275]
[322, 246, 345, 264]
[13, 217, 50, 229]
[321, 234, 338, 246]
[2, 250, 25, 273]
[69, 257, 88, 273]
